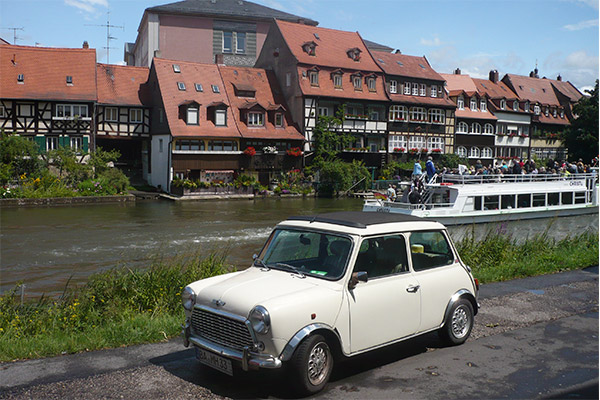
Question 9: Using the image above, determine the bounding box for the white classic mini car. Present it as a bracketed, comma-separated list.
[182, 211, 479, 395]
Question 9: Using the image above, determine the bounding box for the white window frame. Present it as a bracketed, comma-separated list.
[469, 147, 481, 158]
[333, 74, 343, 88]
[534, 105, 541, 115]
[427, 137, 444, 152]
[318, 107, 329, 117]
[553, 108, 557, 117]
[195, 83, 203, 92]
[388, 105, 407, 121]
[483, 123, 494, 134]
[500, 99, 506, 110]
[481, 147, 492, 159]
[545, 106, 549, 116]
[470, 98, 477, 111]
[409, 107, 426, 122]
[457, 96, 464, 110]
[55, 104, 88, 119]
[513, 101, 519, 111]
[130, 108, 143, 123]
[275, 113, 284, 127]
[429, 109, 445, 124]
[524, 101, 530, 112]
[404, 82, 411, 95]
[388, 134, 406, 150]
[310, 71, 319, 86]
[70, 136, 82, 151]
[46, 136, 59, 151]
[105, 107, 118, 122]
[457, 121, 468, 133]
[187, 107, 199, 125]
[389, 80, 397, 94]
[430, 86, 437, 98]
[247, 112, 264, 127]
[560, 109, 564, 118]
[215, 109, 227, 126]
[412, 83, 419, 96]
[480, 99, 487, 112]
[223, 31, 233, 53]
[285, 72, 291, 87]
[456, 145, 467, 158]
[177, 82, 186, 91]
[353, 76, 362, 90]
[420, 84, 426, 96]
[408, 136, 425, 150]
[471, 122, 482, 134]
[235, 32, 246, 54]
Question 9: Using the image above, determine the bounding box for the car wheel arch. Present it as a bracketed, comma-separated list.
[280, 323, 343, 362]
[442, 289, 478, 325]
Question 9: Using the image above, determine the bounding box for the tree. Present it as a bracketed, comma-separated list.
[0, 131, 44, 183]
[89, 147, 121, 178]
[562, 80, 599, 163]
[311, 107, 353, 162]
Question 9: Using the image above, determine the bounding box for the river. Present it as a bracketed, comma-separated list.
[1, 197, 597, 297]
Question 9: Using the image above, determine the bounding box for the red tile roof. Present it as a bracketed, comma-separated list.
[276, 20, 381, 72]
[440, 73, 477, 94]
[455, 109, 497, 120]
[551, 79, 583, 103]
[502, 74, 560, 105]
[388, 93, 455, 108]
[218, 65, 304, 141]
[472, 78, 518, 100]
[153, 58, 240, 139]
[0, 44, 97, 101]
[371, 51, 444, 82]
[297, 66, 388, 101]
[96, 64, 150, 106]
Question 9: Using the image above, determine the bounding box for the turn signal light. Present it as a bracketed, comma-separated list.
[474, 278, 480, 291]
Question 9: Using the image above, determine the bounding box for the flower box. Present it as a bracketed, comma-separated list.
[243, 147, 256, 156]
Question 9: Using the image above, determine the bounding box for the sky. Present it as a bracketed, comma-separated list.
[1, 0, 598, 92]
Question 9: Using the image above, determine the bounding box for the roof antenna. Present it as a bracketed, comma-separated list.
[85, 11, 124, 64]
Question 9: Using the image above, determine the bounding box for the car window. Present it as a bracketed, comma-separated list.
[409, 231, 454, 272]
[353, 234, 409, 279]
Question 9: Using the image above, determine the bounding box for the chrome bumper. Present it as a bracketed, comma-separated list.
[182, 324, 282, 370]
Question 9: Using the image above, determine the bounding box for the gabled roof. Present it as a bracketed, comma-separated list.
[296, 66, 388, 101]
[147, 0, 317, 25]
[502, 74, 561, 105]
[0, 44, 97, 101]
[362, 39, 394, 53]
[152, 58, 240, 138]
[276, 20, 382, 72]
[371, 51, 445, 82]
[440, 73, 477, 94]
[96, 64, 150, 106]
[219, 65, 304, 141]
[551, 79, 583, 103]
[472, 78, 518, 100]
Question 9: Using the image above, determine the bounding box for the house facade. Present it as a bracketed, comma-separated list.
[125, 0, 317, 68]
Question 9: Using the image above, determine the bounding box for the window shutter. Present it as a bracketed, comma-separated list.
[83, 136, 89, 152]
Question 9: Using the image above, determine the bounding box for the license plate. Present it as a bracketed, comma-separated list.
[196, 348, 233, 376]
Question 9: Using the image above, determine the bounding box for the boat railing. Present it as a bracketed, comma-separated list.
[439, 173, 597, 185]
[381, 201, 455, 210]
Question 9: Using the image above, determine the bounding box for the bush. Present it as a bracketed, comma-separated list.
[0, 132, 44, 184]
[98, 168, 130, 194]
[316, 159, 370, 197]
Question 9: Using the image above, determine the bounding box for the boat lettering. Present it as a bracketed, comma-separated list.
[569, 181, 583, 186]
[376, 207, 390, 213]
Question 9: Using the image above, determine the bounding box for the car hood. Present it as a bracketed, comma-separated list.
[194, 267, 341, 318]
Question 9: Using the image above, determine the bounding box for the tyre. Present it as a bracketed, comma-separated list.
[439, 298, 474, 346]
[289, 334, 333, 395]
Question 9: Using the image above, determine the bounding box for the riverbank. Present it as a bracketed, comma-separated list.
[0, 194, 136, 208]
[0, 230, 597, 362]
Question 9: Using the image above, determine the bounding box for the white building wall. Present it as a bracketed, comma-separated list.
[149, 134, 171, 192]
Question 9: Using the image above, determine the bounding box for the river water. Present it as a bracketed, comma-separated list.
[1, 197, 597, 297]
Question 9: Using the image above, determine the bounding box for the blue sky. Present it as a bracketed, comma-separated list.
[1, 0, 598, 91]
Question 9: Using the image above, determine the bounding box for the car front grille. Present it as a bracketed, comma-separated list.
[191, 308, 254, 351]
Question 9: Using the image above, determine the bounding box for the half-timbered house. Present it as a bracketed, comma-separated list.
[0, 44, 97, 154]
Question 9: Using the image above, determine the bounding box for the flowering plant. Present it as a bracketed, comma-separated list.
[286, 147, 303, 157]
[243, 146, 256, 156]
[421, 147, 429, 153]
[393, 147, 405, 153]
[432, 148, 442, 153]
[408, 148, 419, 154]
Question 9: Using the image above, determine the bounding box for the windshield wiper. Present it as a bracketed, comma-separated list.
[275, 263, 305, 278]
[253, 257, 270, 270]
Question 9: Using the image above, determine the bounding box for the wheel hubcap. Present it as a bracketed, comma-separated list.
[451, 305, 470, 338]
[307, 342, 330, 386]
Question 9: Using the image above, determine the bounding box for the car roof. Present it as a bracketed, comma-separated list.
[286, 211, 430, 229]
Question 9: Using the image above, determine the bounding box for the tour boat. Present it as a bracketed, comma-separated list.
[362, 172, 599, 226]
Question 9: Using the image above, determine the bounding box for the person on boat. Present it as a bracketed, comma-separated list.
[475, 160, 483, 171]
[413, 161, 423, 178]
[408, 181, 420, 204]
[426, 156, 436, 182]
[387, 184, 396, 202]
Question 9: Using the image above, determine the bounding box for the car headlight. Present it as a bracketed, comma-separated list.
[249, 305, 270, 334]
[181, 286, 196, 311]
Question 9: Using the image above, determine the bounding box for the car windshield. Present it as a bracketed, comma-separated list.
[256, 229, 352, 280]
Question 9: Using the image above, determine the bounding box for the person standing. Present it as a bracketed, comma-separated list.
[426, 156, 436, 182]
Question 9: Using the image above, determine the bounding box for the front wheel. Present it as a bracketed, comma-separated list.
[439, 298, 474, 346]
[289, 334, 333, 395]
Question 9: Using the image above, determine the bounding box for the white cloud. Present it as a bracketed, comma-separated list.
[64, 0, 108, 15]
[563, 19, 599, 31]
[568, 0, 599, 10]
[420, 36, 442, 47]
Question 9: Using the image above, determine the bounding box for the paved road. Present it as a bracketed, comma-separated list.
[1, 267, 598, 399]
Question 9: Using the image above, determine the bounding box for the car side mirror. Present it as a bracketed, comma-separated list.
[349, 271, 368, 290]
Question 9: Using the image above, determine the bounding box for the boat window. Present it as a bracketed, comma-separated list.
[561, 192, 573, 205]
[484, 195, 499, 210]
[574, 192, 586, 204]
[501, 195, 515, 209]
[548, 193, 560, 206]
[409, 231, 454, 272]
[532, 194, 546, 207]
[517, 194, 531, 208]
[473, 196, 482, 210]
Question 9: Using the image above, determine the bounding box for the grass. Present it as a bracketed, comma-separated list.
[1, 231, 598, 362]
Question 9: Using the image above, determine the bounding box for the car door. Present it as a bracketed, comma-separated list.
[346, 234, 421, 353]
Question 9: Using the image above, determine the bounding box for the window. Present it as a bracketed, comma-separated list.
[46, 136, 59, 151]
[456, 146, 467, 157]
[513, 101, 518, 111]
[388, 105, 407, 121]
[66, 76, 73, 85]
[481, 147, 492, 158]
[187, 107, 199, 125]
[483, 123, 494, 134]
[409, 107, 426, 121]
[17, 74, 24, 83]
[236, 32, 246, 54]
[560, 109, 564, 118]
[429, 109, 445, 124]
[404, 82, 411, 95]
[457, 96, 464, 110]
[517, 194, 531, 208]
[456, 121, 468, 133]
[208, 140, 238, 151]
[412, 83, 419, 96]
[175, 140, 204, 151]
[159, 138, 163, 153]
[212, 85, 220, 93]
[105, 107, 118, 122]
[480, 99, 487, 111]
[496, 123, 506, 135]
[70, 137, 82, 151]
[500, 99, 506, 110]
[408, 136, 425, 150]
[430, 86, 437, 97]
[390, 80, 397, 93]
[172, 64, 181, 73]
[420, 84, 426, 96]
[524, 101, 530, 112]
[533, 193, 546, 207]
[223, 31, 232, 53]
[470, 98, 477, 111]
[353, 76, 362, 90]
[248, 112, 264, 126]
[56, 104, 88, 118]
[471, 123, 481, 134]
[388, 134, 407, 151]
[346, 105, 363, 116]
[195, 83, 203, 92]
[548, 193, 560, 206]
[427, 137, 444, 152]
[177, 82, 186, 91]
[286, 72, 291, 87]
[368, 78, 376, 92]
[545, 107, 549, 116]
[561, 192, 573, 205]
[484, 195, 499, 210]
[534, 105, 540, 115]
[310, 71, 319, 86]
[409, 231, 453, 271]
[469, 147, 480, 158]
[553, 108, 557, 117]
[369, 110, 379, 120]
[275, 113, 284, 127]
[318, 107, 329, 116]
[354, 235, 409, 278]
[130, 109, 143, 123]
[215, 109, 227, 126]
[333, 74, 343, 88]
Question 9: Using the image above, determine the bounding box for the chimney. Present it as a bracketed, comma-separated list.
[215, 53, 225, 65]
[489, 70, 499, 83]
[82, 41, 89, 49]
[557, 74, 562, 81]
[454, 68, 461, 75]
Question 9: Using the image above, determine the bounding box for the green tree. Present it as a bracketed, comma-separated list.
[562, 79, 599, 163]
[311, 107, 353, 162]
[0, 131, 44, 183]
[48, 146, 91, 185]
[89, 147, 121, 179]
[316, 159, 370, 197]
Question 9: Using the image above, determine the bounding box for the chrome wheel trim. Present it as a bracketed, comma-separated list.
[307, 342, 330, 386]
[451, 305, 470, 339]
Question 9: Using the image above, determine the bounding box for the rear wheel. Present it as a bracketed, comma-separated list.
[439, 298, 474, 346]
[290, 334, 333, 395]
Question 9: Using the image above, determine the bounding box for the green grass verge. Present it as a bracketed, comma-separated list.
[1, 230, 598, 362]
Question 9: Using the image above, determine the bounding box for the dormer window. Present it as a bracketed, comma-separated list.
[187, 106, 199, 125]
[275, 113, 284, 127]
[412, 83, 419, 96]
[457, 96, 464, 110]
[215, 109, 227, 126]
[480, 99, 487, 112]
[367, 77, 376, 92]
[500, 99, 506, 110]
[66, 76, 73, 85]
[333, 73, 343, 88]
[248, 112, 264, 127]
[233, 82, 256, 98]
[346, 47, 361, 61]
[524, 101, 530, 112]
[553, 108, 557, 117]
[303, 41, 317, 56]
[309, 70, 319, 86]
[17, 74, 24, 83]
[404, 82, 411, 95]
[513, 101, 518, 111]
[560, 109, 565, 118]
[470, 98, 477, 111]
[352, 75, 362, 90]
[420, 84, 426, 96]
[177, 82, 186, 91]
[195, 83, 203, 92]
[545, 106, 549, 116]
[534, 105, 540, 115]
[173, 64, 181, 73]
[430, 86, 437, 98]
[389, 80, 397, 94]
[212, 85, 220, 93]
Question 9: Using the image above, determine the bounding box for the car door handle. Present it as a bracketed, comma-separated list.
[406, 285, 420, 293]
